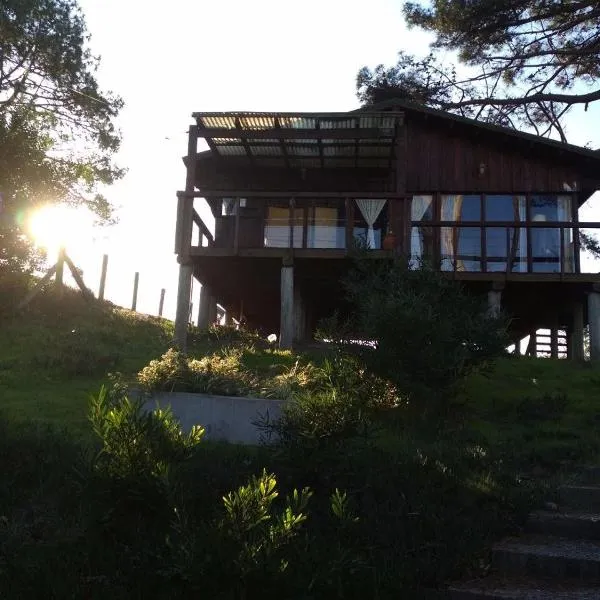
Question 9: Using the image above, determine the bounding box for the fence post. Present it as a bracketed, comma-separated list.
[98, 254, 108, 300]
[55, 246, 65, 292]
[158, 288, 165, 317]
[131, 272, 139, 311]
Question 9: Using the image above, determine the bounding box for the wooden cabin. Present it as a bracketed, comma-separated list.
[173, 100, 600, 358]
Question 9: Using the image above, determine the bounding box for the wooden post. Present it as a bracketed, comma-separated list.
[208, 298, 218, 326]
[550, 325, 559, 359]
[526, 329, 537, 357]
[173, 125, 198, 348]
[64, 255, 94, 300]
[234, 197, 240, 254]
[55, 246, 65, 292]
[588, 290, 600, 361]
[345, 198, 352, 250]
[197, 284, 214, 330]
[487, 290, 502, 318]
[279, 262, 294, 349]
[131, 272, 139, 311]
[158, 288, 165, 317]
[570, 300, 584, 361]
[174, 262, 193, 349]
[98, 254, 108, 300]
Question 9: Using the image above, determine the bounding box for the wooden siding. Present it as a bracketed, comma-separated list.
[405, 118, 581, 194]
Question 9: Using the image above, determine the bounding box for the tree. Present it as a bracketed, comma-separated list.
[358, 0, 600, 142]
[0, 0, 123, 273]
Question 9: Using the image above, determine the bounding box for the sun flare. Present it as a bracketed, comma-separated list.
[29, 204, 96, 260]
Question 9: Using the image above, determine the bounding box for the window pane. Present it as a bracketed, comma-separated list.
[441, 195, 481, 221]
[440, 226, 481, 271]
[410, 225, 435, 267]
[485, 195, 526, 221]
[308, 206, 345, 249]
[531, 227, 561, 272]
[457, 227, 481, 271]
[564, 228, 575, 273]
[264, 205, 303, 248]
[530, 195, 572, 222]
[411, 195, 434, 221]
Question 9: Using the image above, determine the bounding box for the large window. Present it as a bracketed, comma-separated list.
[410, 195, 434, 266]
[529, 195, 574, 272]
[410, 193, 576, 273]
[485, 195, 527, 272]
[264, 203, 303, 248]
[440, 195, 481, 271]
[307, 205, 346, 249]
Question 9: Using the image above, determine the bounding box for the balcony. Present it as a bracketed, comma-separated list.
[188, 194, 600, 277]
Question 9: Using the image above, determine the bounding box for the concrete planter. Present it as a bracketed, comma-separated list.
[143, 392, 284, 445]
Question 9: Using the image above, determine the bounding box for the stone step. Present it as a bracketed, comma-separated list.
[448, 574, 600, 599]
[492, 534, 600, 580]
[559, 486, 600, 511]
[527, 510, 600, 540]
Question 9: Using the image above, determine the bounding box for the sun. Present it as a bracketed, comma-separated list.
[29, 204, 96, 260]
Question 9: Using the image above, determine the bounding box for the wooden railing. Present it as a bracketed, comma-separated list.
[192, 209, 214, 247]
[411, 221, 600, 274]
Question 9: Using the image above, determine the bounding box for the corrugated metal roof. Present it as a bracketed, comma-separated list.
[193, 111, 403, 167]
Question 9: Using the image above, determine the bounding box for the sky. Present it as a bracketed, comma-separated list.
[46, 0, 600, 320]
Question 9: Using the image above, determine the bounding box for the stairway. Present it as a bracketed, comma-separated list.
[447, 467, 600, 599]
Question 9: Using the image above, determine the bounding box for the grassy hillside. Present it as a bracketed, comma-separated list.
[2, 281, 600, 465]
[0, 285, 174, 436]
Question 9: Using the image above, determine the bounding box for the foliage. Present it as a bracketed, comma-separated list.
[268, 353, 394, 449]
[358, 0, 600, 141]
[323, 259, 508, 418]
[137, 346, 322, 400]
[0, 0, 123, 272]
[89, 385, 204, 479]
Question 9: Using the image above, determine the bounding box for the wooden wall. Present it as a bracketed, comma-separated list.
[404, 117, 581, 194]
[195, 158, 392, 193]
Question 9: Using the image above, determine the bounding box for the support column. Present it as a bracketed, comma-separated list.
[487, 283, 503, 318]
[197, 284, 216, 330]
[280, 263, 294, 349]
[208, 298, 218, 326]
[174, 261, 193, 350]
[569, 300, 585, 361]
[293, 286, 306, 343]
[224, 310, 234, 327]
[588, 290, 600, 361]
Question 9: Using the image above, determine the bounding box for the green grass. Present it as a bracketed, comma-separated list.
[0, 286, 174, 436]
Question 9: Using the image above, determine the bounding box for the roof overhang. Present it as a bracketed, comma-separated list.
[192, 111, 404, 169]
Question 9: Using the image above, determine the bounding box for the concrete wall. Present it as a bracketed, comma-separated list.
[143, 392, 284, 445]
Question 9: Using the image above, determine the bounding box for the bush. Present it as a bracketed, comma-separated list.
[138, 347, 327, 400]
[323, 259, 509, 419]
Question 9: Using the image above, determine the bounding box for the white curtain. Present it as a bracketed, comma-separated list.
[410, 195, 433, 267]
[440, 195, 462, 271]
[558, 195, 573, 272]
[356, 199, 386, 249]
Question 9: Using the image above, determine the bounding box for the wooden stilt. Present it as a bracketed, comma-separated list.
[174, 262, 193, 350]
[280, 263, 294, 349]
[570, 300, 585, 361]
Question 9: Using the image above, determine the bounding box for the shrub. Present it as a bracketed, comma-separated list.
[89, 385, 204, 479]
[323, 259, 509, 419]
